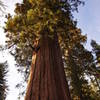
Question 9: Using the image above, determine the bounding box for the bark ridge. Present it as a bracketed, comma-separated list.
[25, 35, 71, 100]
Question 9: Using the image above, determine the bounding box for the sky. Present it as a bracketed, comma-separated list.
[73, 0, 100, 50]
[0, 0, 100, 100]
[0, 0, 24, 100]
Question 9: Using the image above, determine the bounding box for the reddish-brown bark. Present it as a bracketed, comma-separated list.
[25, 34, 71, 100]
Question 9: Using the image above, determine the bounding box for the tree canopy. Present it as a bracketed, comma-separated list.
[4, 0, 86, 83]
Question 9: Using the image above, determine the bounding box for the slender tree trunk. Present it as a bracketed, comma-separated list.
[25, 34, 71, 100]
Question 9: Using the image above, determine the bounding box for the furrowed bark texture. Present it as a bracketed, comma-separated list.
[25, 34, 71, 100]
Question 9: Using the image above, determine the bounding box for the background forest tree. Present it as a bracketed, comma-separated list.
[0, 60, 8, 100]
[0, 1, 8, 100]
[3, 0, 100, 100]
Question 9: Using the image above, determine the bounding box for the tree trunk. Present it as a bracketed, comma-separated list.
[25, 34, 71, 100]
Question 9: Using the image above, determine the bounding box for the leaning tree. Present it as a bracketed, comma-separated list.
[4, 0, 86, 99]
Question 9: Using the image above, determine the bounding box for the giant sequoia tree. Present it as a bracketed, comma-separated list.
[4, 0, 86, 99]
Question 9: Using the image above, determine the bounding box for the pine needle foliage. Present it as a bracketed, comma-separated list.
[0, 62, 8, 100]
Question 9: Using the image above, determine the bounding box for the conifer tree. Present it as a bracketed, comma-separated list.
[65, 42, 100, 100]
[4, 0, 86, 99]
[0, 62, 8, 100]
[91, 40, 100, 92]
[0, 1, 7, 100]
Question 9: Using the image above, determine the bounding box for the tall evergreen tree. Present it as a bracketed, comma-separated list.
[65, 43, 100, 100]
[0, 1, 8, 100]
[91, 40, 100, 92]
[4, 0, 86, 99]
[0, 62, 8, 100]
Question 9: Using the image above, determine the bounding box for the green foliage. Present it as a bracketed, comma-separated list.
[91, 40, 100, 67]
[0, 62, 8, 100]
[90, 40, 100, 94]
[65, 43, 99, 100]
[5, 0, 93, 99]
[4, 0, 86, 71]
